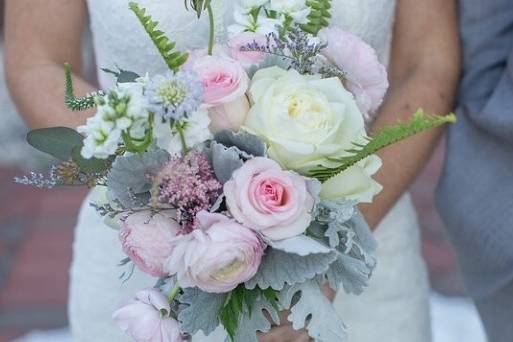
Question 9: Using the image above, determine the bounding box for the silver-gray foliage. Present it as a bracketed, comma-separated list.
[107, 149, 170, 208]
[214, 130, 266, 158]
[245, 248, 337, 291]
[279, 279, 347, 342]
[207, 142, 244, 183]
[178, 287, 227, 336]
[225, 295, 280, 342]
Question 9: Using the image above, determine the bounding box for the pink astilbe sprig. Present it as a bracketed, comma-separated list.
[152, 152, 222, 231]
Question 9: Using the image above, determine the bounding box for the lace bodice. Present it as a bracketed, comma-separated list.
[86, 0, 396, 89]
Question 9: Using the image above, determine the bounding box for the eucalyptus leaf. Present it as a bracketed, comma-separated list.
[107, 149, 170, 208]
[27, 127, 84, 161]
[278, 279, 347, 342]
[71, 146, 112, 174]
[246, 248, 337, 291]
[178, 287, 227, 336]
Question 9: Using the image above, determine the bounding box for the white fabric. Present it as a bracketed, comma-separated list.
[70, 0, 431, 341]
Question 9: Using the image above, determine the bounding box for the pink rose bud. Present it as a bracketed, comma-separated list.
[318, 27, 389, 118]
[192, 54, 249, 107]
[228, 32, 267, 67]
[165, 211, 264, 293]
[208, 95, 250, 133]
[119, 211, 181, 277]
[224, 157, 318, 240]
[113, 288, 185, 342]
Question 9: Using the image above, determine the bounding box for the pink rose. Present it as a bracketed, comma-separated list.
[318, 27, 389, 117]
[120, 211, 180, 277]
[165, 211, 264, 293]
[224, 157, 318, 240]
[228, 33, 267, 67]
[113, 288, 185, 342]
[208, 95, 250, 133]
[192, 54, 249, 107]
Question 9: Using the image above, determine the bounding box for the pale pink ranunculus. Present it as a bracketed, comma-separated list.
[318, 27, 389, 117]
[119, 211, 180, 277]
[208, 95, 250, 133]
[113, 288, 185, 342]
[192, 54, 249, 107]
[224, 157, 318, 241]
[165, 211, 264, 293]
[228, 32, 267, 67]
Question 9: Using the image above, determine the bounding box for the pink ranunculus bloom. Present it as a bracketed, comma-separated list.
[208, 95, 250, 133]
[113, 288, 185, 342]
[165, 211, 264, 293]
[318, 27, 389, 118]
[192, 54, 250, 107]
[119, 211, 180, 277]
[228, 32, 267, 68]
[224, 157, 318, 241]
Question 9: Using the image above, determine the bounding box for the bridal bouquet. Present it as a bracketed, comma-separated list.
[17, 1, 455, 341]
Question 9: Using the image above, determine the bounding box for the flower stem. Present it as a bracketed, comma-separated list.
[173, 121, 189, 154]
[167, 282, 181, 303]
[207, 3, 215, 55]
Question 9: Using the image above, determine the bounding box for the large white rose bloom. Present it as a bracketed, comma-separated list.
[244, 66, 382, 203]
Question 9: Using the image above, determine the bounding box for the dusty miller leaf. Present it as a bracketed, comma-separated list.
[207, 142, 244, 183]
[278, 279, 347, 342]
[268, 236, 331, 256]
[214, 130, 267, 157]
[245, 248, 337, 291]
[225, 294, 280, 342]
[107, 149, 170, 208]
[178, 287, 227, 336]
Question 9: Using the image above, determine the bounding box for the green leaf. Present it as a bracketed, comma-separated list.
[101, 67, 140, 84]
[27, 127, 84, 161]
[64, 63, 105, 111]
[70, 146, 112, 174]
[300, 0, 332, 35]
[129, 2, 189, 72]
[308, 109, 457, 182]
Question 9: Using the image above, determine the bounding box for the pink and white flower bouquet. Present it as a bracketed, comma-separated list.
[17, 0, 455, 341]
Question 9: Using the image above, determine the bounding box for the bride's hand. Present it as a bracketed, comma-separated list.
[257, 310, 312, 342]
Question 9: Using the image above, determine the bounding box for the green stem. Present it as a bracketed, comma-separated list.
[167, 282, 181, 303]
[174, 121, 189, 154]
[207, 3, 215, 55]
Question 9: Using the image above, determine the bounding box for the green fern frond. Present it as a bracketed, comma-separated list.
[300, 0, 332, 36]
[129, 2, 189, 72]
[64, 63, 105, 111]
[308, 109, 457, 182]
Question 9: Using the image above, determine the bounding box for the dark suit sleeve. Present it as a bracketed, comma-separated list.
[458, 0, 513, 144]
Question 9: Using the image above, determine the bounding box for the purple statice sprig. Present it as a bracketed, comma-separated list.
[241, 29, 327, 75]
[152, 151, 222, 231]
[14, 165, 63, 189]
[145, 70, 203, 121]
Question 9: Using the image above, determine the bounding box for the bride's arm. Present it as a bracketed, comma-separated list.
[360, 0, 461, 229]
[259, 0, 460, 340]
[4, 0, 96, 128]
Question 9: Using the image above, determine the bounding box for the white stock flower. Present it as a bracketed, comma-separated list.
[77, 83, 150, 159]
[154, 108, 213, 155]
[228, 8, 280, 38]
[245, 67, 382, 203]
[269, 0, 311, 24]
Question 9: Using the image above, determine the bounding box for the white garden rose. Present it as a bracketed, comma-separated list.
[244, 66, 382, 203]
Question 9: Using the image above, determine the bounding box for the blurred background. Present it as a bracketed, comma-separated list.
[0, 1, 487, 341]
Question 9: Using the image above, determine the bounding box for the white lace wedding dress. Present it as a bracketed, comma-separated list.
[69, 0, 431, 341]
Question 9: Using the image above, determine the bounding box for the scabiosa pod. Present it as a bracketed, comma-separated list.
[144, 71, 203, 121]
